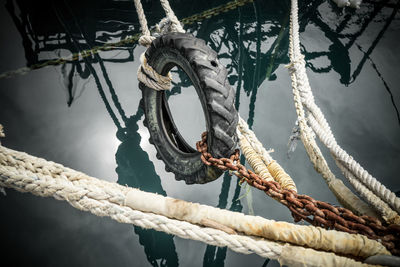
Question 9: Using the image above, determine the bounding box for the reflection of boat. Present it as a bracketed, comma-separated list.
[6, 0, 399, 89]
[5, 0, 141, 65]
[8, 0, 399, 123]
[301, 0, 400, 123]
[116, 110, 179, 267]
[4, 0, 400, 265]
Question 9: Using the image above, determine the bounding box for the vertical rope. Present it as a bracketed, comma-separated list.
[133, 0, 155, 46]
[287, 0, 399, 221]
[159, 0, 185, 33]
[287, 0, 381, 218]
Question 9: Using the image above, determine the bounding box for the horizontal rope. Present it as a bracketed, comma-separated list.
[0, 143, 389, 262]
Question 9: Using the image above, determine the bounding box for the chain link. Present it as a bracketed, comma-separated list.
[181, 0, 252, 24]
[196, 131, 400, 255]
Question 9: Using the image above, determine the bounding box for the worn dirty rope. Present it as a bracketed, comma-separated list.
[0, 143, 390, 266]
[0, 142, 388, 266]
[133, 0, 400, 255]
[237, 117, 297, 192]
[287, 0, 400, 224]
[133, 0, 185, 90]
[196, 132, 400, 255]
[287, 2, 377, 220]
[132, 0, 400, 258]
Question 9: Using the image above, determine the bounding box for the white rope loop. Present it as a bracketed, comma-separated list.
[132, 0, 184, 91]
[133, 0, 154, 46]
[137, 53, 172, 91]
[159, 0, 185, 34]
[133, 0, 298, 191]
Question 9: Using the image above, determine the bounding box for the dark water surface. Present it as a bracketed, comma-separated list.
[1, 0, 400, 266]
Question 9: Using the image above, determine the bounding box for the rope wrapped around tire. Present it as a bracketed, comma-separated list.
[139, 32, 238, 184]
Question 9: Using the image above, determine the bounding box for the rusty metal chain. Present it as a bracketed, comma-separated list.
[196, 132, 400, 255]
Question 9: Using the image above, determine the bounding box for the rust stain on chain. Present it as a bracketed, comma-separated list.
[196, 131, 400, 255]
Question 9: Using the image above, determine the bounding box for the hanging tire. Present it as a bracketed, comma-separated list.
[140, 32, 238, 184]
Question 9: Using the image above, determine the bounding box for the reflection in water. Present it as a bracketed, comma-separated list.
[300, 0, 400, 124]
[7, 0, 400, 114]
[356, 43, 400, 125]
[49, 3, 180, 266]
[115, 110, 179, 267]
[5, 0, 138, 104]
[5, 0, 400, 265]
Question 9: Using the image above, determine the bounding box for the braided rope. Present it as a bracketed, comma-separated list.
[308, 114, 400, 224]
[237, 117, 274, 164]
[287, 0, 398, 221]
[159, 0, 185, 33]
[0, 161, 283, 258]
[237, 132, 275, 182]
[133, 0, 156, 46]
[0, 143, 389, 265]
[137, 53, 172, 90]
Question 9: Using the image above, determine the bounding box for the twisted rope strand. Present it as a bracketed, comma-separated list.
[237, 117, 297, 192]
[0, 143, 389, 265]
[287, 0, 398, 220]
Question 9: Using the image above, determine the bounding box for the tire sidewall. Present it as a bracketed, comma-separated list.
[142, 47, 222, 184]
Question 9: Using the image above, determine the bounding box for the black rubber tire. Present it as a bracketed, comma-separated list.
[140, 32, 238, 184]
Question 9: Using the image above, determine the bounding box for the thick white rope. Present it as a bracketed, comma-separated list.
[287, 0, 400, 220]
[309, 111, 400, 216]
[286, 15, 377, 217]
[0, 166, 280, 259]
[308, 114, 400, 224]
[132, 0, 185, 91]
[159, 0, 185, 33]
[0, 143, 387, 266]
[297, 63, 400, 217]
[137, 53, 172, 91]
[132, 0, 155, 46]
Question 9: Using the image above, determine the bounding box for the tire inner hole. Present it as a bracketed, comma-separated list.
[165, 66, 207, 152]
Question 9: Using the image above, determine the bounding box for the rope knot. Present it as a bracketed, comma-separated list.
[156, 17, 185, 35]
[138, 35, 156, 47]
[137, 52, 172, 91]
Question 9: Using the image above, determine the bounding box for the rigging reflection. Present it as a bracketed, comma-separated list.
[51, 2, 180, 266]
[7, 0, 399, 101]
[6, 0, 400, 265]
